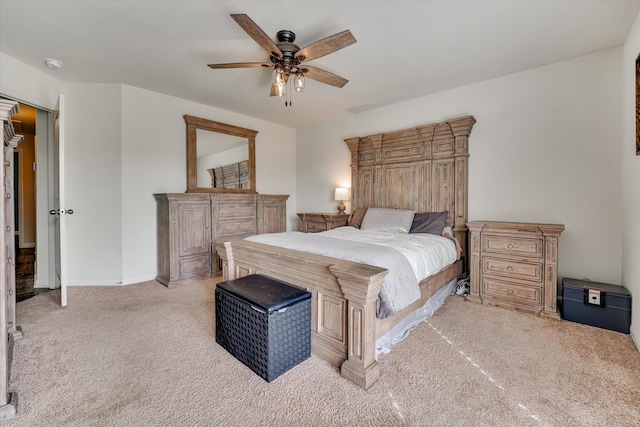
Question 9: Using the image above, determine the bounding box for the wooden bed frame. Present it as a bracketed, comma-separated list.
[214, 115, 476, 389]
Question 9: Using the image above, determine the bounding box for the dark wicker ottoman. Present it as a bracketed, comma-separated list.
[215, 274, 311, 382]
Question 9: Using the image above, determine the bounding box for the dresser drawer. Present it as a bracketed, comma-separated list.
[298, 213, 349, 233]
[482, 257, 543, 283]
[482, 277, 541, 306]
[482, 235, 543, 258]
[217, 202, 256, 219]
[218, 218, 257, 236]
[179, 254, 211, 279]
[305, 220, 328, 232]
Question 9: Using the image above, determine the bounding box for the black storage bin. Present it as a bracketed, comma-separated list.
[562, 277, 631, 334]
[215, 274, 311, 382]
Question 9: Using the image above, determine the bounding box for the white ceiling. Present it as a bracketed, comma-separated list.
[1, 0, 638, 128]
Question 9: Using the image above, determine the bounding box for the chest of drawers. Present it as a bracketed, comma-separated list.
[297, 213, 349, 232]
[467, 221, 564, 319]
[155, 193, 288, 286]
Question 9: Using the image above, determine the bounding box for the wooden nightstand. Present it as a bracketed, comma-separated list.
[297, 213, 349, 233]
[466, 221, 564, 319]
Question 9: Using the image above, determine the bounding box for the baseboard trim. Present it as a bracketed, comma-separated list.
[122, 275, 157, 286]
[37, 276, 155, 289]
[34, 279, 50, 289]
[66, 280, 124, 286]
[66, 275, 157, 287]
[0, 393, 18, 422]
[630, 324, 640, 353]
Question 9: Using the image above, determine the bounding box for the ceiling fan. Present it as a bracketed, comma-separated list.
[208, 14, 357, 104]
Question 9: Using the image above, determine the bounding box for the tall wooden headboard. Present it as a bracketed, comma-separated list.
[344, 115, 476, 262]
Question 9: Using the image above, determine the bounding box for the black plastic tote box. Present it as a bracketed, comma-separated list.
[561, 277, 631, 334]
[215, 274, 311, 382]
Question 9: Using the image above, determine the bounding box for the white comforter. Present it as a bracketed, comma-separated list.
[320, 227, 457, 283]
[245, 227, 457, 318]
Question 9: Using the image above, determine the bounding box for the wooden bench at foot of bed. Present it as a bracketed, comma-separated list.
[214, 238, 462, 389]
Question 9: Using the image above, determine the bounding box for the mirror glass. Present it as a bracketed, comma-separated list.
[185, 115, 257, 193]
[196, 130, 249, 188]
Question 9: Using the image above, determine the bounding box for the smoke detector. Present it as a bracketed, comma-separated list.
[44, 58, 63, 69]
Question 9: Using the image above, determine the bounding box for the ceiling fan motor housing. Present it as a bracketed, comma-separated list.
[272, 30, 301, 71]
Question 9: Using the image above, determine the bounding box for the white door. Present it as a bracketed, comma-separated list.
[52, 94, 68, 306]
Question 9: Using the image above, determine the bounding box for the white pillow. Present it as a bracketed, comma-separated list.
[360, 208, 416, 233]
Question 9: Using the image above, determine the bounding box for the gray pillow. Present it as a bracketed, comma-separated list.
[410, 211, 449, 234]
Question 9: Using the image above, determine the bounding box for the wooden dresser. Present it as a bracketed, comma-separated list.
[467, 221, 564, 319]
[297, 213, 349, 232]
[1, 100, 22, 420]
[155, 193, 288, 286]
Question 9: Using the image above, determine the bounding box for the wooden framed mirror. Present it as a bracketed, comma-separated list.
[184, 115, 257, 193]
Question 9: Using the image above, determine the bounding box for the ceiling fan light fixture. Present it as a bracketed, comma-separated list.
[271, 68, 286, 97]
[294, 72, 305, 92]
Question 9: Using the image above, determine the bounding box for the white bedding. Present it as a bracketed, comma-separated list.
[319, 227, 457, 282]
[245, 227, 457, 318]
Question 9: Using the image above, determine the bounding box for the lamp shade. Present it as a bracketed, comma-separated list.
[334, 187, 349, 201]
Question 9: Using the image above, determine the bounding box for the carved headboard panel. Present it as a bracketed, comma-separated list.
[344, 115, 476, 260]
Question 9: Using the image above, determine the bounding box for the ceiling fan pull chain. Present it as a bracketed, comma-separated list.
[286, 79, 290, 106]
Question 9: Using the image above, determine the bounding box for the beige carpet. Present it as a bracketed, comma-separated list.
[5, 278, 640, 426]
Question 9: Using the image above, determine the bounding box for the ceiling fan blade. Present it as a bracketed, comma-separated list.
[302, 66, 349, 88]
[295, 30, 356, 62]
[230, 14, 282, 59]
[208, 62, 274, 69]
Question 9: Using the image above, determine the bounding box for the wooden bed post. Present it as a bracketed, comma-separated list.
[329, 264, 387, 390]
[344, 137, 359, 210]
[466, 222, 484, 304]
[449, 115, 476, 269]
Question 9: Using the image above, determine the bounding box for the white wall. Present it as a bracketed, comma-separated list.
[0, 52, 64, 111]
[120, 85, 296, 284]
[622, 12, 640, 347]
[65, 84, 123, 285]
[0, 51, 297, 287]
[297, 47, 623, 288]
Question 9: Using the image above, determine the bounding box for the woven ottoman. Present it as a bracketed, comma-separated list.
[215, 274, 311, 382]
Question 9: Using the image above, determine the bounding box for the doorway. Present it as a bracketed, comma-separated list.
[3, 98, 56, 301]
[10, 103, 37, 300]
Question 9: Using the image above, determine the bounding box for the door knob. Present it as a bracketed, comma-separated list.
[49, 209, 74, 215]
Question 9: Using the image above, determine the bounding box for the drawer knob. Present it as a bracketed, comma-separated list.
[506, 266, 513, 272]
[507, 244, 514, 249]
[194, 263, 199, 268]
[507, 288, 514, 295]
